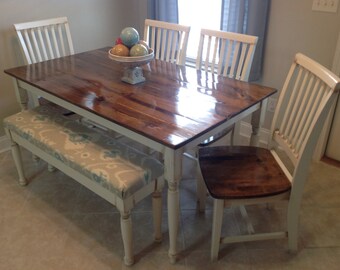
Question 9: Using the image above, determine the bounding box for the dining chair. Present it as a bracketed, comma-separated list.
[14, 17, 76, 170]
[185, 29, 258, 210]
[198, 53, 340, 261]
[195, 28, 258, 147]
[14, 17, 74, 108]
[143, 19, 191, 66]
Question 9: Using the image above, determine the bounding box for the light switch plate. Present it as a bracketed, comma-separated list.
[312, 0, 339, 13]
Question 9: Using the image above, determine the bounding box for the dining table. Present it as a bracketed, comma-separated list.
[4, 47, 277, 263]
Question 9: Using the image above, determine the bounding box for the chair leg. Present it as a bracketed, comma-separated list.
[287, 204, 299, 253]
[10, 140, 27, 186]
[152, 189, 163, 242]
[211, 199, 224, 261]
[120, 211, 134, 266]
[196, 165, 207, 212]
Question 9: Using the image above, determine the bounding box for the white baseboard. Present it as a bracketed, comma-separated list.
[0, 135, 10, 153]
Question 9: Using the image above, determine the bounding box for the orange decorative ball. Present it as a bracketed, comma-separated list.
[111, 44, 129, 57]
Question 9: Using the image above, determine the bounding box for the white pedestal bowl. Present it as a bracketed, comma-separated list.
[108, 49, 154, 84]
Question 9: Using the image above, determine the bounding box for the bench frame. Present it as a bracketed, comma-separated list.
[5, 117, 164, 266]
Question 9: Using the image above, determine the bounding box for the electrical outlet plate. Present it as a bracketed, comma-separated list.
[267, 98, 276, 112]
[312, 0, 339, 13]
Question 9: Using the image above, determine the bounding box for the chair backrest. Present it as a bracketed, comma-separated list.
[14, 17, 74, 64]
[196, 28, 258, 81]
[270, 53, 340, 199]
[143, 19, 191, 66]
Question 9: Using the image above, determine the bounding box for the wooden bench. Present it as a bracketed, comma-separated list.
[3, 105, 164, 266]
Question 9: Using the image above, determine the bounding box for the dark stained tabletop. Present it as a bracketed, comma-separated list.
[4, 47, 277, 149]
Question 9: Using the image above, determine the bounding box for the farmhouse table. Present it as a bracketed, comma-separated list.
[4, 47, 277, 263]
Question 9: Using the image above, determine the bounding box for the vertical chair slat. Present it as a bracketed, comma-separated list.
[229, 41, 240, 78]
[196, 32, 204, 70]
[222, 40, 233, 77]
[293, 76, 319, 149]
[23, 30, 37, 63]
[211, 36, 219, 73]
[168, 31, 179, 63]
[58, 24, 66, 56]
[175, 31, 185, 63]
[37, 28, 48, 60]
[156, 28, 162, 60]
[161, 29, 167, 61]
[296, 83, 328, 153]
[165, 30, 172, 62]
[50, 25, 60, 58]
[290, 72, 315, 146]
[64, 21, 74, 54]
[280, 67, 303, 137]
[217, 39, 226, 75]
[204, 36, 212, 71]
[286, 70, 309, 143]
[236, 44, 248, 80]
[30, 28, 42, 62]
[241, 44, 255, 81]
[44, 26, 55, 59]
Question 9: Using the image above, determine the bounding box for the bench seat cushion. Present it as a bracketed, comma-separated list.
[4, 106, 164, 199]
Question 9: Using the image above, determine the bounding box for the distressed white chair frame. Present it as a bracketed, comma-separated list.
[190, 29, 258, 210]
[196, 28, 258, 80]
[203, 53, 340, 260]
[143, 19, 190, 66]
[14, 17, 74, 107]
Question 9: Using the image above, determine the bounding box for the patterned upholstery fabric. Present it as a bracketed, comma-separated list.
[4, 105, 164, 199]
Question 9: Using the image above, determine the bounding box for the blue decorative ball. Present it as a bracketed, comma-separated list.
[120, 27, 139, 48]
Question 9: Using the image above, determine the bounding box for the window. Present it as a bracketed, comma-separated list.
[178, 0, 222, 59]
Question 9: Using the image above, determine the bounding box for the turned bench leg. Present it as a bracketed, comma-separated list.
[120, 211, 134, 266]
[10, 140, 28, 186]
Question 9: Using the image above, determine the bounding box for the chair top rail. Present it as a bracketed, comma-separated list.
[14, 17, 69, 31]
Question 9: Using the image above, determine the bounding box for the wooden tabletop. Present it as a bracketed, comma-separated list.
[4, 47, 277, 149]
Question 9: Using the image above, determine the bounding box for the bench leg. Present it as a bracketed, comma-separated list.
[120, 211, 134, 266]
[152, 189, 163, 242]
[10, 141, 27, 186]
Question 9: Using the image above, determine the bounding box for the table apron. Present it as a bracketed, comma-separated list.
[16, 80, 165, 152]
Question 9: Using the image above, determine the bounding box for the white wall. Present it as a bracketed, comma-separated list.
[1, 0, 340, 137]
[260, 0, 340, 127]
[0, 0, 135, 137]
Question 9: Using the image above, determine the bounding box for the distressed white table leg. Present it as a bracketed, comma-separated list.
[250, 99, 268, 147]
[164, 148, 182, 264]
[12, 78, 29, 110]
[120, 211, 134, 266]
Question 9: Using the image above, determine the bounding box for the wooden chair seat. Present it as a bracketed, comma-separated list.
[199, 146, 291, 199]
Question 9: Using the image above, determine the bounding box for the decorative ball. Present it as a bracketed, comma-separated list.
[120, 27, 139, 48]
[111, 44, 129, 56]
[115, 37, 123, 45]
[138, 40, 150, 50]
[130, 44, 148, 57]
